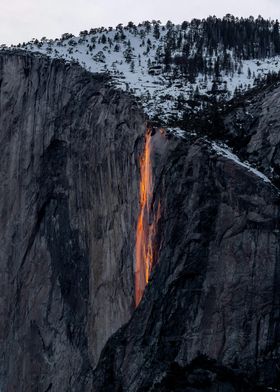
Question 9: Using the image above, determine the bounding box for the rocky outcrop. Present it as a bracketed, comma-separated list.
[92, 129, 280, 391]
[220, 84, 280, 187]
[0, 51, 145, 391]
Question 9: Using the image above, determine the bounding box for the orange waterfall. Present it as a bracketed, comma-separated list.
[135, 130, 160, 306]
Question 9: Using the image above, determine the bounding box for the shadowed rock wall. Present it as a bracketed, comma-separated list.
[2, 50, 280, 392]
[0, 51, 145, 391]
[92, 130, 280, 391]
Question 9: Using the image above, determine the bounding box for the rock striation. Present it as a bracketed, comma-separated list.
[92, 130, 280, 390]
[0, 51, 145, 391]
[1, 50, 280, 392]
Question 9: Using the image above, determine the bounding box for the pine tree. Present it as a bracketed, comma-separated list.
[101, 34, 107, 45]
[153, 23, 160, 40]
[273, 20, 280, 54]
[130, 60, 135, 73]
[247, 67, 252, 79]
[214, 57, 221, 78]
[164, 45, 172, 72]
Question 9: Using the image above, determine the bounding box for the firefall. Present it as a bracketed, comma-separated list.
[135, 130, 160, 306]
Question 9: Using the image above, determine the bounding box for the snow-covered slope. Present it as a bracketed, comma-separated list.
[8, 18, 280, 124]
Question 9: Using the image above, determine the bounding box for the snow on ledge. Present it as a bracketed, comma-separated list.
[167, 127, 187, 139]
[212, 142, 271, 183]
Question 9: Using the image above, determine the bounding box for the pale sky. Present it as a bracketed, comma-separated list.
[1, 0, 280, 45]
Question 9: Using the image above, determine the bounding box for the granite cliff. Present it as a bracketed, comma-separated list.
[93, 132, 280, 391]
[0, 51, 144, 391]
[0, 51, 280, 392]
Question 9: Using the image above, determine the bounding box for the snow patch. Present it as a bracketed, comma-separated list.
[167, 127, 187, 138]
[212, 143, 271, 183]
[11, 22, 280, 124]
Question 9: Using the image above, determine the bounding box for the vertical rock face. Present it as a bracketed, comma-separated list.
[0, 52, 145, 391]
[219, 85, 280, 187]
[92, 130, 280, 391]
[2, 50, 280, 392]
